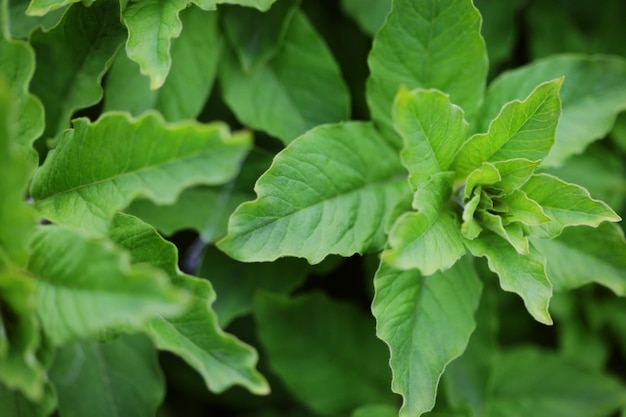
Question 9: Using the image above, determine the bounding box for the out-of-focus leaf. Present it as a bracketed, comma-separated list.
[25, 0, 76, 16]
[533, 223, 626, 295]
[30, 112, 251, 233]
[29, 0, 125, 138]
[479, 55, 626, 167]
[50, 334, 164, 417]
[28, 225, 186, 345]
[484, 348, 626, 417]
[340, 0, 390, 37]
[371, 256, 482, 417]
[367, 0, 487, 145]
[9, 0, 66, 38]
[219, 11, 350, 144]
[255, 292, 396, 415]
[218, 122, 408, 263]
[221, 0, 299, 72]
[105, 5, 221, 121]
[0, 381, 56, 417]
[351, 404, 398, 417]
[198, 246, 308, 327]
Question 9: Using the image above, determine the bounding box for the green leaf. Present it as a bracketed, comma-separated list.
[453, 78, 563, 178]
[394, 88, 468, 188]
[198, 246, 308, 327]
[0, 74, 37, 266]
[255, 292, 395, 415]
[25, 0, 76, 16]
[0, 31, 44, 152]
[28, 225, 186, 345]
[50, 334, 164, 417]
[221, 0, 299, 72]
[218, 122, 408, 263]
[484, 348, 626, 417]
[30, 112, 251, 233]
[475, 210, 529, 255]
[484, 159, 540, 196]
[107, 213, 270, 395]
[532, 223, 626, 295]
[474, 0, 526, 70]
[122, 0, 188, 90]
[366, 0, 487, 144]
[219, 11, 350, 144]
[104, 5, 221, 121]
[351, 404, 398, 417]
[371, 256, 482, 417]
[340, 0, 391, 37]
[522, 173, 620, 239]
[29, 0, 125, 138]
[464, 232, 552, 325]
[497, 190, 550, 226]
[479, 55, 626, 167]
[382, 172, 465, 275]
[0, 381, 56, 417]
[0, 272, 45, 401]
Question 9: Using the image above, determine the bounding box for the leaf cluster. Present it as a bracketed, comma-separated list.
[2, 0, 626, 416]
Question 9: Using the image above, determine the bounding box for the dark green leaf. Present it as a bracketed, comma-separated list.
[255, 292, 396, 415]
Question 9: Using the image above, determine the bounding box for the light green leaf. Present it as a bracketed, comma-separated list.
[255, 292, 395, 415]
[522, 173, 620, 239]
[28, 225, 186, 345]
[107, 213, 270, 395]
[383, 172, 465, 275]
[453, 78, 563, 178]
[0, 272, 45, 401]
[218, 122, 408, 263]
[478, 211, 528, 254]
[0, 31, 44, 153]
[464, 164, 501, 199]
[50, 334, 164, 417]
[0, 75, 37, 266]
[29, 0, 125, 138]
[222, 0, 299, 72]
[394, 88, 468, 188]
[30, 112, 251, 233]
[123, 0, 188, 90]
[25, 0, 76, 16]
[351, 404, 398, 417]
[0, 381, 56, 417]
[485, 348, 626, 417]
[366, 0, 487, 145]
[532, 223, 626, 295]
[465, 232, 552, 325]
[486, 159, 539, 195]
[372, 256, 482, 417]
[105, 5, 221, 121]
[219, 11, 350, 145]
[497, 190, 550, 226]
[340, 0, 390, 37]
[198, 246, 308, 327]
[479, 55, 626, 167]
